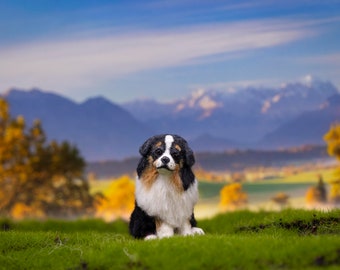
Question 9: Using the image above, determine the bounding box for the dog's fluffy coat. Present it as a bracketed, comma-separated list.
[129, 134, 204, 239]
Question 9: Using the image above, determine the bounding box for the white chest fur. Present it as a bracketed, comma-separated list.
[135, 174, 199, 228]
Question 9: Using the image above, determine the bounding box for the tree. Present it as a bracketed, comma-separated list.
[324, 124, 340, 205]
[95, 175, 135, 221]
[324, 123, 340, 161]
[305, 175, 327, 206]
[219, 183, 248, 211]
[0, 98, 94, 218]
[329, 179, 340, 204]
[271, 192, 289, 209]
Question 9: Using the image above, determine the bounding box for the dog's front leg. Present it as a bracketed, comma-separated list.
[179, 221, 205, 236]
[156, 221, 174, 238]
[178, 221, 194, 236]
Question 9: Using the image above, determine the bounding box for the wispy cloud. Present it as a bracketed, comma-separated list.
[303, 53, 340, 66]
[189, 78, 283, 92]
[0, 18, 317, 93]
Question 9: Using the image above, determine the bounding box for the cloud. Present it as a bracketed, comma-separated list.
[0, 18, 316, 93]
[303, 53, 340, 66]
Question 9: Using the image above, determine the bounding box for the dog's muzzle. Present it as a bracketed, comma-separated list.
[156, 156, 173, 171]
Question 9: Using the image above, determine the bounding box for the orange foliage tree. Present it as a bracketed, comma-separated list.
[219, 183, 248, 211]
[271, 192, 289, 209]
[305, 175, 327, 206]
[324, 123, 340, 161]
[329, 179, 340, 204]
[0, 98, 94, 218]
[95, 175, 135, 221]
[323, 124, 340, 205]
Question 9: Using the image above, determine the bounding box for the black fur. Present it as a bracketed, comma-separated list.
[190, 213, 197, 227]
[136, 155, 148, 178]
[180, 164, 195, 191]
[129, 204, 156, 239]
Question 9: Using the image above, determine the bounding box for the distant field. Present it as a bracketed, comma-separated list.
[196, 166, 337, 217]
[90, 165, 337, 219]
[1, 209, 340, 270]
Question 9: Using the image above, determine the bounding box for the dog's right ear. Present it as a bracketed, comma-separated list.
[139, 140, 151, 157]
[139, 136, 155, 157]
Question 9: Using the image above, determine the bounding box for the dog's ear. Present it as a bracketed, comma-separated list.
[137, 157, 148, 178]
[184, 144, 195, 167]
[180, 165, 195, 190]
[139, 137, 154, 157]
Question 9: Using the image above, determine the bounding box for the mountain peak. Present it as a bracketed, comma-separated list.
[4, 88, 44, 97]
[300, 74, 318, 87]
[82, 96, 113, 106]
[175, 88, 222, 118]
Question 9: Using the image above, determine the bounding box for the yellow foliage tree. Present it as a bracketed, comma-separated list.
[324, 124, 340, 204]
[329, 180, 340, 204]
[220, 183, 248, 211]
[10, 202, 45, 220]
[324, 123, 340, 160]
[305, 175, 328, 206]
[95, 175, 135, 221]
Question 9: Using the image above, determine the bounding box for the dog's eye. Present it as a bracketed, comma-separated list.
[171, 150, 180, 159]
[155, 148, 163, 156]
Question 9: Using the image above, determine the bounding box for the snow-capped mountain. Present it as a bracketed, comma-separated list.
[123, 77, 339, 143]
[1, 77, 339, 160]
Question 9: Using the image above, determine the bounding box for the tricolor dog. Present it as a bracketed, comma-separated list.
[129, 134, 204, 239]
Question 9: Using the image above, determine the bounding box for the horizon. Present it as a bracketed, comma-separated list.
[2, 75, 339, 105]
[1, 1, 340, 103]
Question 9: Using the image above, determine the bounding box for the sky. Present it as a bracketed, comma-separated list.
[0, 0, 340, 103]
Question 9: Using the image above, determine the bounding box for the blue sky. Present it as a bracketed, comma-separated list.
[0, 0, 340, 103]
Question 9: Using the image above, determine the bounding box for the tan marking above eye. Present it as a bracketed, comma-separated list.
[155, 141, 162, 148]
[174, 144, 181, 151]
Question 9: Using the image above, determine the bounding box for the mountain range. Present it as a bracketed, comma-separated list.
[1, 77, 339, 161]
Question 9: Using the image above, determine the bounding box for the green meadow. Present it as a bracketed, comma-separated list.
[1, 209, 340, 270]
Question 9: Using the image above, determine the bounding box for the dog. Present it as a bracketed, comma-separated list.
[129, 134, 204, 239]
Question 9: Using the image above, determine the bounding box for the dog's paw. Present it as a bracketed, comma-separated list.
[191, 227, 205, 235]
[144, 234, 158, 240]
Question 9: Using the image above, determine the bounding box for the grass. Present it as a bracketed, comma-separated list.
[1, 209, 340, 269]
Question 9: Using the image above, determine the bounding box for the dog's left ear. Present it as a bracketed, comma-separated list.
[181, 144, 195, 190]
[184, 144, 195, 167]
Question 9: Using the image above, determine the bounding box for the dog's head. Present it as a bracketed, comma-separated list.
[136, 134, 195, 190]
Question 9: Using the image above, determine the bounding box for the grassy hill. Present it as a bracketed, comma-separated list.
[1, 209, 340, 269]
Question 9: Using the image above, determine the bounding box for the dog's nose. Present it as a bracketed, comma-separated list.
[161, 156, 170, 164]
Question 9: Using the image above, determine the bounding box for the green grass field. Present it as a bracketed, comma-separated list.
[1, 209, 340, 269]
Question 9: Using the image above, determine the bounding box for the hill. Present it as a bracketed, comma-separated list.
[3, 89, 154, 160]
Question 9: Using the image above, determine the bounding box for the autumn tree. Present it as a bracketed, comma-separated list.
[324, 124, 340, 205]
[271, 192, 289, 209]
[219, 183, 248, 211]
[329, 179, 340, 204]
[0, 98, 94, 218]
[324, 123, 340, 161]
[95, 175, 135, 221]
[305, 175, 327, 207]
